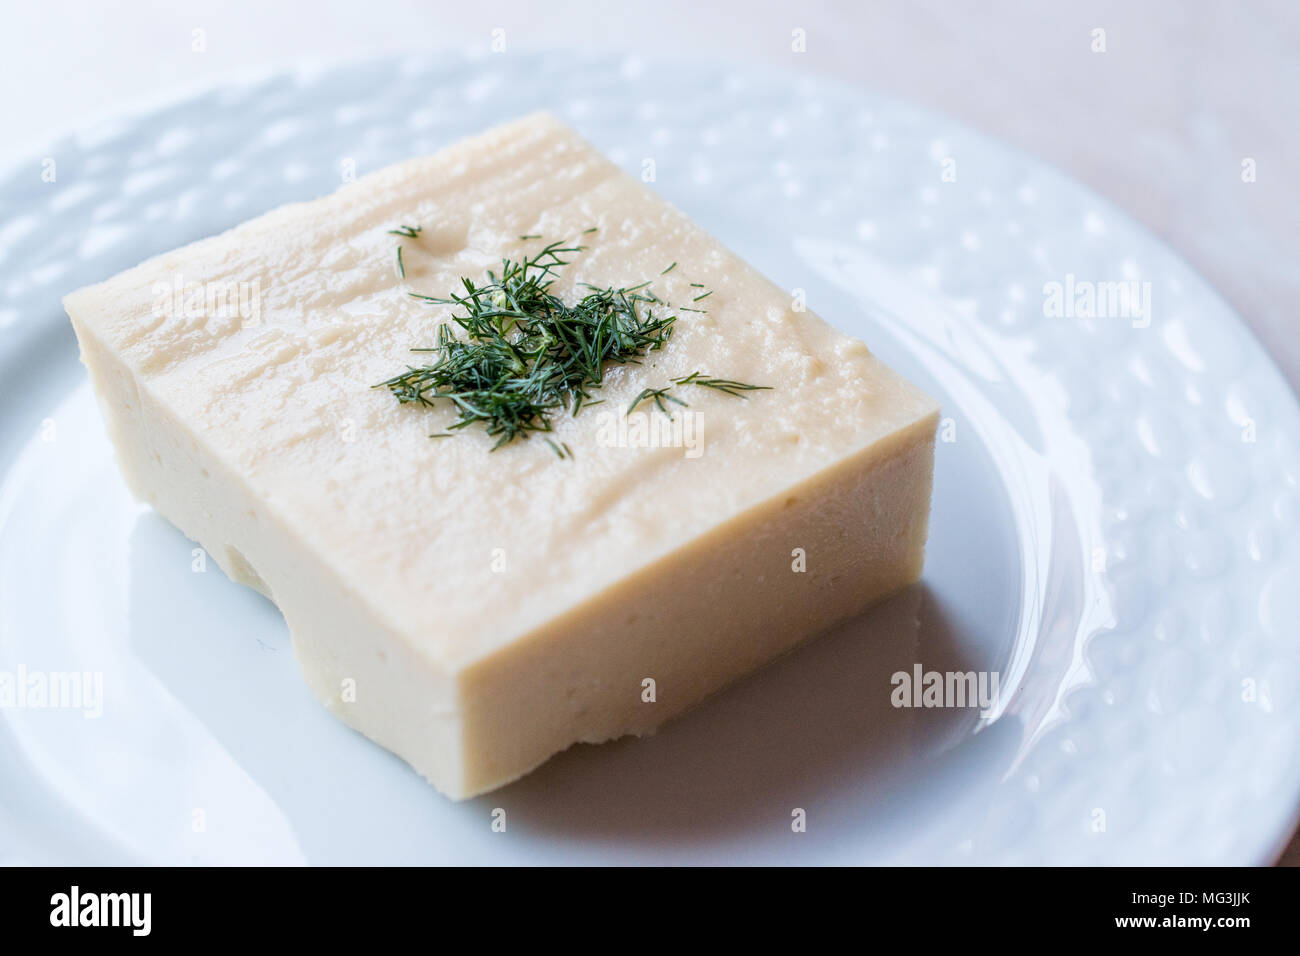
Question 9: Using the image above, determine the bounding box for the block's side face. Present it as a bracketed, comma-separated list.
[70, 316, 470, 798]
[456, 411, 939, 797]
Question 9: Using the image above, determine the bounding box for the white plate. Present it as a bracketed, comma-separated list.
[2, 53, 1298, 866]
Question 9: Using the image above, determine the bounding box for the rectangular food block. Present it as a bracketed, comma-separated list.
[64, 113, 939, 799]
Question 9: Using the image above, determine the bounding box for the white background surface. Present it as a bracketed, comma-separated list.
[2, 0, 1297, 864]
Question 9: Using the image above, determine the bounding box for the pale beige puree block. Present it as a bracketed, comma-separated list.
[64, 113, 939, 799]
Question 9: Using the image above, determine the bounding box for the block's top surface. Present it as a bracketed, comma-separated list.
[65, 112, 938, 670]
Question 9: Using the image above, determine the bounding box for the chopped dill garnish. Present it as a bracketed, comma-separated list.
[519, 233, 542, 240]
[377, 237, 679, 449]
[689, 282, 705, 288]
[377, 233, 771, 452]
[388, 224, 422, 238]
[692, 290, 712, 302]
[582, 226, 599, 234]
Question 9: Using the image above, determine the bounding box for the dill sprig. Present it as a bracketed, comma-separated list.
[376, 237, 678, 450]
[672, 371, 772, 398]
[388, 224, 422, 238]
[628, 385, 688, 418]
[627, 371, 772, 419]
[544, 437, 575, 459]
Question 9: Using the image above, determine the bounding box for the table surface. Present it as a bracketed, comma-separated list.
[2, 0, 1296, 865]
